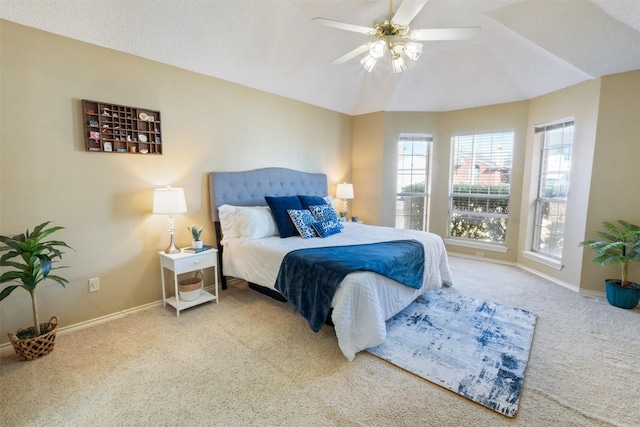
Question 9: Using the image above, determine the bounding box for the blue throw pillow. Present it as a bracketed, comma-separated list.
[308, 204, 343, 229]
[298, 195, 328, 209]
[287, 209, 317, 239]
[312, 219, 342, 238]
[265, 196, 304, 238]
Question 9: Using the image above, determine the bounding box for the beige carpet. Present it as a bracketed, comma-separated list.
[1, 255, 639, 426]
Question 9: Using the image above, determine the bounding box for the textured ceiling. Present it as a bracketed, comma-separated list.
[2, 0, 639, 116]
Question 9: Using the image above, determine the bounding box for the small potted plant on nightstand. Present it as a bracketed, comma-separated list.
[0, 221, 73, 360]
[188, 224, 203, 249]
[579, 220, 640, 309]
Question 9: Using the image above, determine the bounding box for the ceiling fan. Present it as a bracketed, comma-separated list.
[313, 0, 480, 73]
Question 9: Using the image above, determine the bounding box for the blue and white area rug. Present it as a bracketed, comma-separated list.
[367, 290, 537, 417]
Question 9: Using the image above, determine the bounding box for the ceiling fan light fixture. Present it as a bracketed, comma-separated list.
[360, 54, 377, 72]
[369, 40, 386, 59]
[391, 53, 408, 73]
[403, 41, 423, 61]
[316, 0, 479, 74]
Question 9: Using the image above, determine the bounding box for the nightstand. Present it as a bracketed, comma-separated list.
[159, 248, 218, 317]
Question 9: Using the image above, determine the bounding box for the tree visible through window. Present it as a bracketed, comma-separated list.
[449, 131, 514, 243]
[532, 120, 574, 259]
[396, 134, 432, 231]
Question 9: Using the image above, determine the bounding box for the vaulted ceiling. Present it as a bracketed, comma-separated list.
[2, 0, 639, 116]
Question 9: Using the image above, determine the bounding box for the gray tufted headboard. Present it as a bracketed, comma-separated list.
[208, 167, 328, 290]
[208, 167, 328, 222]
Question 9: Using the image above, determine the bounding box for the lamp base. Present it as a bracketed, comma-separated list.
[165, 234, 180, 254]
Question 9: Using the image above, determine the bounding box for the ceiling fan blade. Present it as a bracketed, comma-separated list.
[332, 43, 372, 65]
[410, 27, 481, 41]
[392, 0, 429, 27]
[313, 18, 374, 35]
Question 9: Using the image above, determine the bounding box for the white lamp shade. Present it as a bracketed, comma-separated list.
[369, 40, 386, 59]
[404, 42, 423, 61]
[153, 186, 187, 214]
[336, 183, 354, 200]
[360, 54, 377, 72]
[392, 53, 409, 73]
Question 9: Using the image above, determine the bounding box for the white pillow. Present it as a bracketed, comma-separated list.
[235, 206, 278, 239]
[218, 204, 241, 243]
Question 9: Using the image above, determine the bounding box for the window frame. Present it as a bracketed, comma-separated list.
[531, 120, 574, 261]
[395, 133, 432, 232]
[448, 130, 515, 245]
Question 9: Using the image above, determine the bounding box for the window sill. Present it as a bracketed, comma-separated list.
[444, 238, 508, 253]
[521, 251, 563, 270]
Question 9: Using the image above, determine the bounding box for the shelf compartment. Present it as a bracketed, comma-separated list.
[83, 99, 163, 155]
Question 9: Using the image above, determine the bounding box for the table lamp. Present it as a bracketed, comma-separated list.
[336, 183, 354, 217]
[153, 186, 187, 254]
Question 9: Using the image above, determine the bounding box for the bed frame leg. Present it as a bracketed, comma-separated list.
[248, 282, 288, 302]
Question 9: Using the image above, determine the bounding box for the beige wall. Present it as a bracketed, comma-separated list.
[351, 112, 384, 225]
[352, 112, 441, 226]
[352, 72, 639, 292]
[581, 71, 640, 292]
[518, 79, 601, 289]
[0, 21, 352, 343]
[2, 20, 640, 344]
[352, 103, 529, 264]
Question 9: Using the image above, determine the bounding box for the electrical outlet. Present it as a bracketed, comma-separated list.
[88, 277, 100, 292]
[475, 252, 484, 257]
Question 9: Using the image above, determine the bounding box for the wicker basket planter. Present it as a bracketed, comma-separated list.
[179, 272, 202, 301]
[8, 316, 59, 361]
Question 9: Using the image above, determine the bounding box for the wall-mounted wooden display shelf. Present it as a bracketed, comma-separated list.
[83, 99, 162, 154]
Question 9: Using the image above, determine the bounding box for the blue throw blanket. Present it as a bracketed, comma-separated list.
[274, 239, 425, 332]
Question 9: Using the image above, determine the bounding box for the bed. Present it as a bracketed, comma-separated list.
[208, 167, 453, 361]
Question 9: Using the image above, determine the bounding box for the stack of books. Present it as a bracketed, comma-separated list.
[183, 244, 213, 253]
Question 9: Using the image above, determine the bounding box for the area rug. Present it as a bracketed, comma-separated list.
[367, 290, 537, 417]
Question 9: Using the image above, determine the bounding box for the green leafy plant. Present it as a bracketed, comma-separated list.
[188, 224, 203, 241]
[0, 221, 72, 337]
[579, 220, 640, 287]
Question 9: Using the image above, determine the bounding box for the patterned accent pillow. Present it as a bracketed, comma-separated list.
[309, 204, 343, 229]
[287, 209, 318, 239]
[312, 219, 342, 238]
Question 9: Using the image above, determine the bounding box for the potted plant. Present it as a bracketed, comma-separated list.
[188, 224, 203, 249]
[579, 220, 640, 309]
[0, 221, 73, 360]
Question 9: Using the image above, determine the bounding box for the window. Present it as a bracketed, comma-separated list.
[396, 133, 432, 231]
[532, 120, 574, 259]
[449, 131, 514, 244]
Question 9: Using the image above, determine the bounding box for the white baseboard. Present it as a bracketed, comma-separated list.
[1, 285, 219, 354]
[449, 251, 606, 298]
[0, 300, 162, 354]
[516, 263, 580, 292]
[449, 251, 516, 267]
[59, 300, 164, 335]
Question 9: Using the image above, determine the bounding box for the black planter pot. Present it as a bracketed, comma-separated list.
[605, 280, 640, 309]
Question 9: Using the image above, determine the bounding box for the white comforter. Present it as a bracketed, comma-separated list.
[223, 222, 453, 360]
